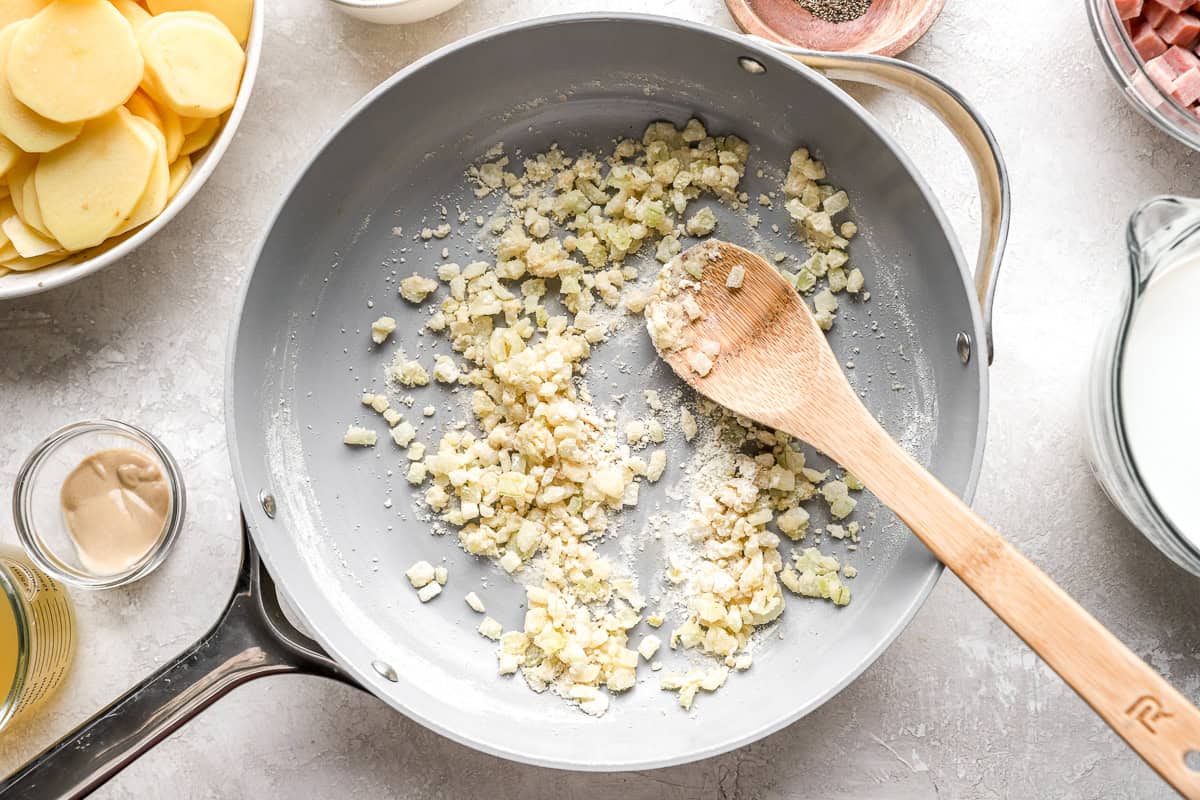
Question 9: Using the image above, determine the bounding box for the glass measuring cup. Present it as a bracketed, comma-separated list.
[0, 545, 75, 733]
[1086, 195, 1200, 575]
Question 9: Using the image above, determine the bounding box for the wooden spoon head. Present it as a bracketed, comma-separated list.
[645, 240, 857, 447]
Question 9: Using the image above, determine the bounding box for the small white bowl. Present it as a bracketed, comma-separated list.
[326, 0, 465, 25]
[0, 0, 265, 301]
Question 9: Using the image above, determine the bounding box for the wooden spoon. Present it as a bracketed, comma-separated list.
[648, 240, 1200, 796]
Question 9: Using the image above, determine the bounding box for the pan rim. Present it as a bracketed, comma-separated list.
[226, 11, 989, 772]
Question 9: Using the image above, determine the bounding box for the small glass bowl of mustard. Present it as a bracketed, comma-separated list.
[11, 420, 186, 589]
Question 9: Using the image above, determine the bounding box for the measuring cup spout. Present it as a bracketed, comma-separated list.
[1126, 195, 1200, 294]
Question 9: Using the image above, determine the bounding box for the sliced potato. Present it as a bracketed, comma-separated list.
[0, 196, 13, 246]
[113, 116, 168, 235]
[165, 153, 190, 199]
[3, 250, 66, 270]
[36, 108, 156, 250]
[138, 11, 243, 118]
[179, 114, 218, 156]
[0, 22, 83, 152]
[8, 0, 144, 124]
[6, 153, 31, 220]
[178, 114, 205, 135]
[0, 0, 50, 30]
[146, 0, 249, 43]
[139, 68, 164, 107]
[110, 0, 149, 30]
[158, 102, 183, 162]
[125, 89, 163, 131]
[3, 213, 59, 256]
[0, 240, 19, 261]
[166, 154, 190, 199]
[127, 92, 183, 161]
[19, 171, 50, 236]
[0, 134, 20, 178]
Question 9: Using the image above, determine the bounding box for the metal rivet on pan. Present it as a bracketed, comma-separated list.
[258, 490, 276, 519]
[956, 331, 972, 365]
[372, 660, 399, 682]
[1186, 750, 1200, 771]
[738, 57, 766, 75]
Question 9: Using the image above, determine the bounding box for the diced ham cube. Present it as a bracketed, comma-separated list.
[1157, 0, 1195, 12]
[1132, 71, 1171, 107]
[1116, 0, 1144, 18]
[1172, 66, 1200, 103]
[1132, 21, 1170, 59]
[1164, 43, 1200, 70]
[1157, 11, 1200, 46]
[1147, 53, 1182, 89]
[1145, 0, 1174, 26]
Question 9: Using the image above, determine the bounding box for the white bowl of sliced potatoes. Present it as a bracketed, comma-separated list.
[0, 0, 260, 300]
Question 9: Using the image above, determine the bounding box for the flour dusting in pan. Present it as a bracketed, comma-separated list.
[339, 119, 872, 716]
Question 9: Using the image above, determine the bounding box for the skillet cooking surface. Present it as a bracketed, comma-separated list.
[228, 14, 987, 770]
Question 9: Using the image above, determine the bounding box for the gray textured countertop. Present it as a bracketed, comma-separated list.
[2, 0, 1199, 797]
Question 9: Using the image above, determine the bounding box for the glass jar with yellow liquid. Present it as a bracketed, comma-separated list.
[0, 545, 74, 733]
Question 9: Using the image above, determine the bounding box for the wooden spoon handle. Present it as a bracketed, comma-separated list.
[839, 423, 1200, 795]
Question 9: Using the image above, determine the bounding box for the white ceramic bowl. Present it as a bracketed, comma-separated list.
[0, 0, 264, 301]
[326, 0, 465, 25]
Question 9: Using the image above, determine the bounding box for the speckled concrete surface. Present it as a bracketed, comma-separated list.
[1, 0, 1198, 797]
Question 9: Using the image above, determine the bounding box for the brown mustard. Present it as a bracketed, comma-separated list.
[59, 448, 169, 575]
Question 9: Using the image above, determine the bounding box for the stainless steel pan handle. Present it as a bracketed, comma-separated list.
[0, 525, 350, 800]
[758, 40, 1011, 364]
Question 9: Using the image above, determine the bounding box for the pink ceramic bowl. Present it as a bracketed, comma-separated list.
[725, 0, 946, 56]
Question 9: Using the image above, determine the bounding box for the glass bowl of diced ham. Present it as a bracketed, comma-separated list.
[1089, 0, 1200, 148]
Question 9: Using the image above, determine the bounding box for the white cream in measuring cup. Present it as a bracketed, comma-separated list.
[1120, 254, 1200, 542]
[1086, 196, 1200, 575]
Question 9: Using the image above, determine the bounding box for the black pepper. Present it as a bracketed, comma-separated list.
[796, 0, 872, 24]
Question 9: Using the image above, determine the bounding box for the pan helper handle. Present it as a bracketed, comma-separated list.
[757, 40, 1010, 365]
